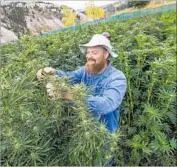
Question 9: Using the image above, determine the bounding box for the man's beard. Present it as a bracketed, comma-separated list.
[85, 59, 105, 75]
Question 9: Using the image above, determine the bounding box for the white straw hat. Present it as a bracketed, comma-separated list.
[79, 34, 118, 58]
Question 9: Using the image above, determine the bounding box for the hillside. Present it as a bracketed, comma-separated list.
[1, 1, 86, 43]
[1, 0, 175, 43]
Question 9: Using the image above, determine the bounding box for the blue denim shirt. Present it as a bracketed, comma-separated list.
[56, 64, 127, 133]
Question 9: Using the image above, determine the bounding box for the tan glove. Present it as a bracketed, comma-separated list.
[36, 67, 56, 80]
[46, 82, 55, 98]
[62, 93, 73, 101]
[42, 67, 56, 75]
[46, 82, 72, 100]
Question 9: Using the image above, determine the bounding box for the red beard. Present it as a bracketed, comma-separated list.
[85, 59, 105, 75]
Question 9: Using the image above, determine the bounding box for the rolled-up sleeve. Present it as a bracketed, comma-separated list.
[56, 67, 84, 84]
[87, 75, 126, 115]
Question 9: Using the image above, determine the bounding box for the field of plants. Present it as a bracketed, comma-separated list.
[0, 11, 176, 166]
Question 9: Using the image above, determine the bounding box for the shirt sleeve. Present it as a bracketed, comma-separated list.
[86, 75, 127, 115]
[56, 67, 84, 84]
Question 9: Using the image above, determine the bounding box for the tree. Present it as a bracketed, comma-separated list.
[61, 5, 76, 27]
[128, 0, 151, 9]
[85, 1, 105, 21]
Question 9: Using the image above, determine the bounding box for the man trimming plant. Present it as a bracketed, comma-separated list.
[37, 33, 127, 165]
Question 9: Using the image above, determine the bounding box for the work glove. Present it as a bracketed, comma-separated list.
[36, 67, 56, 80]
[46, 82, 55, 98]
[46, 82, 73, 100]
[62, 92, 73, 101]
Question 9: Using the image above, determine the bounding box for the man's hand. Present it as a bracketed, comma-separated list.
[42, 67, 56, 75]
[36, 67, 56, 80]
[45, 82, 72, 101]
[62, 93, 73, 101]
[46, 82, 55, 98]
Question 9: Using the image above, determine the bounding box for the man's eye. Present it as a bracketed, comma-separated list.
[93, 52, 98, 54]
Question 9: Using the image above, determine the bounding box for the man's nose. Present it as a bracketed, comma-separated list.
[86, 53, 92, 59]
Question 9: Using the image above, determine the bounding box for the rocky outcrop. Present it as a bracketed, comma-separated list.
[1, 1, 86, 43]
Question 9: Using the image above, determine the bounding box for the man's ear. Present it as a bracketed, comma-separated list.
[104, 51, 109, 59]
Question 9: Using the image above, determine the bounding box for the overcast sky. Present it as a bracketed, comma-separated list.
[49, 1, 118, 10]
[2, 0, 118, 10]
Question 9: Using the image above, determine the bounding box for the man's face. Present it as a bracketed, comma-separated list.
[85, 46, 109, 74]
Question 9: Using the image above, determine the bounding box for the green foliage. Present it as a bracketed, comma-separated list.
[0, 11, 176, 166]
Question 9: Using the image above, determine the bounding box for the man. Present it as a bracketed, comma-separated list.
[37, 34, 126, 165]
[37, 34, 126, 133]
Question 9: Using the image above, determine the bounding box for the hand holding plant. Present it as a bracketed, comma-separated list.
[46, 82, 56, 98]
[36, 67, 56, 80]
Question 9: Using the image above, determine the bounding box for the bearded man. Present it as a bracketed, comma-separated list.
[36, 34, 127, 165]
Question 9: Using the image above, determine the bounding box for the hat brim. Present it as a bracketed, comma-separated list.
[79, 44, 118, 58]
